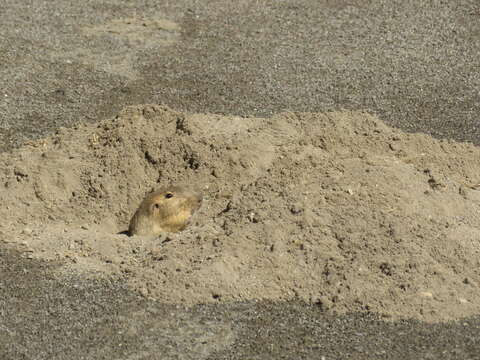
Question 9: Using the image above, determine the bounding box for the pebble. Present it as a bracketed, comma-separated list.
[22, 228, 33, 235]
[419, 291, 433, 298]
[139, 287, 149, 297]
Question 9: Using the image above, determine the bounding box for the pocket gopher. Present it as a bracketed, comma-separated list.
[128, 186, 202, 236]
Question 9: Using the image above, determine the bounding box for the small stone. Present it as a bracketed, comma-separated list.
[314, 296, 333, 311]
[22, 228, 33, 235]
[459, 298, 468, 304]
[290, 205, 303, 215]
[158, 233, 168, 243]
[150, 248, 166, 261]
[13, 166, 28, 178]
[419, 291, 433, 298]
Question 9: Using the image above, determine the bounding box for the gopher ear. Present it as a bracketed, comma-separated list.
[151, 203, 160, 211]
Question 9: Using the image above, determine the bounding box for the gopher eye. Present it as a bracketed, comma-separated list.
[165, 193, 174, 199]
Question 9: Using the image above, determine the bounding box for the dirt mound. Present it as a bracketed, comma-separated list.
[1, 105, 480, 322]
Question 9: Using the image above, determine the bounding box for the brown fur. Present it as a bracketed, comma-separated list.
[128, 186, 202, 236]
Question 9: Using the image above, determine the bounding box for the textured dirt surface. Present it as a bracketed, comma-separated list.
[1, 0, 480, 359]
[2, 105, 480, 323]
[2, 246, 480, 360]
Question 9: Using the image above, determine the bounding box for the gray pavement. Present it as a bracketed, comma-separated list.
[1, 1, 480, 359]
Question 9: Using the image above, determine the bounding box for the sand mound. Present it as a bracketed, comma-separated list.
[1, 105, 480, 322]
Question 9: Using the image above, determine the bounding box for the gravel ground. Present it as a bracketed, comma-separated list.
[2, 247, 480, 360]
[1, 0, 480, 359]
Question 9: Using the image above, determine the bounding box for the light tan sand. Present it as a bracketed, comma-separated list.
[1, 105, 480, 322]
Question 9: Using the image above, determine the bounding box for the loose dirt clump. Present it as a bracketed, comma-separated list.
[1, 104, 480, 322]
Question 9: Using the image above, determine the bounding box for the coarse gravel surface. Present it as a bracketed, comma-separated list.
[1, 1, 480, 359]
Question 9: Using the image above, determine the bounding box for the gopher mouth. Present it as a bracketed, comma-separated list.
[189, 194, 203, 212]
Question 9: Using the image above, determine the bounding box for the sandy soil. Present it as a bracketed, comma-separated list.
[2, 104, 479, 323]
[2, 1, 480, 358]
